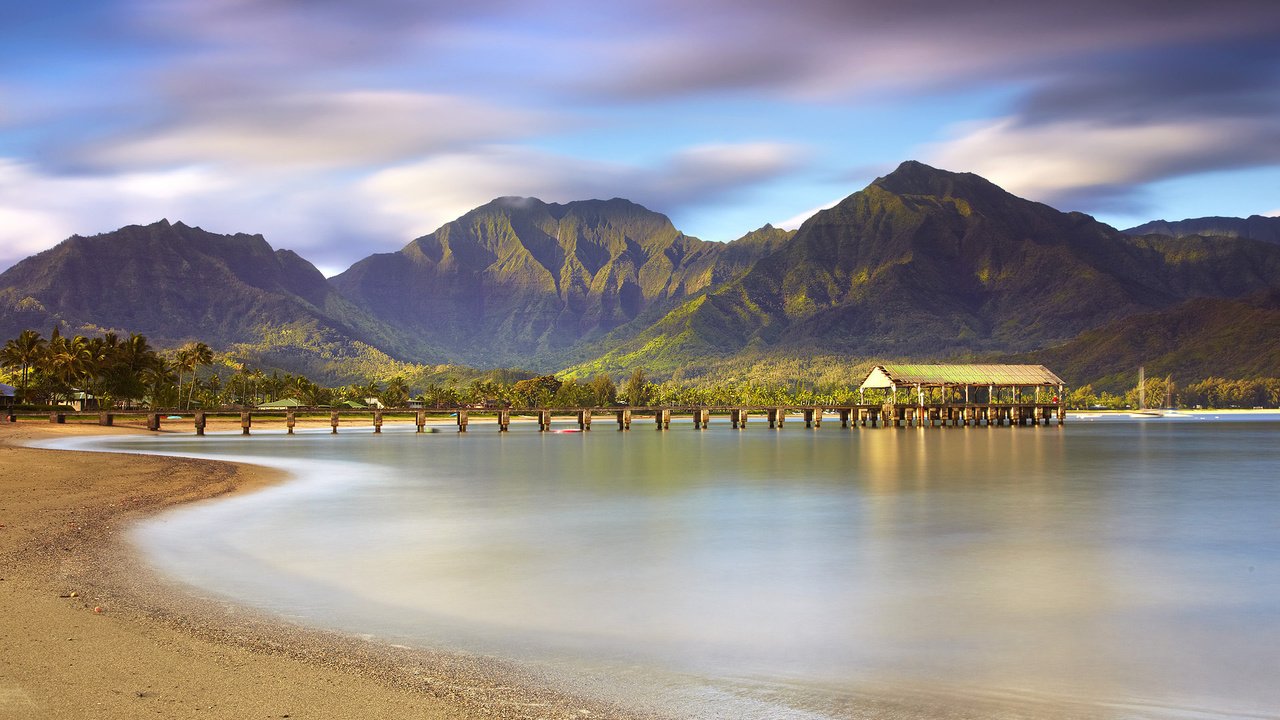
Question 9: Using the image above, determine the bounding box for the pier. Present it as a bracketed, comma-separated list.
[23, 400, 1065, 434]
[10, 364, 1068, 435]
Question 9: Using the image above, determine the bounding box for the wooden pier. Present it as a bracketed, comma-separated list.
[21, 401, 1065, 435]
[10, 365, 1070, 436]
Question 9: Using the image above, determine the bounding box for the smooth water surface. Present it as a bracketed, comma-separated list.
[68, 417, 1280, 717]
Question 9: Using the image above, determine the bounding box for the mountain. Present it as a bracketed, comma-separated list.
[1124, 215, 1280, 244]
[0, 219, 439, 380]
[3, 165, 1276, 390]
[329, 198, 788, 368]
[1007, 290, 1280, 390]
[568, 161, 1280, 378]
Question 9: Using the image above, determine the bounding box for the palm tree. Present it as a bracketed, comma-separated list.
[109, 333, 161, 405]
[1, 329, 47, 404]
[46, 334, 90, 407]
[140, 361, 178, 408]
[81, 333, 122, 409]
[174, 341, 214, 409]
[383, 376, 410, 408]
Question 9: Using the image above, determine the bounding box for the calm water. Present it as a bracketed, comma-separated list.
[65, 416, 1280, 718]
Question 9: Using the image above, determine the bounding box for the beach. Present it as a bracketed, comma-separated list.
[0, 419, 637, 720]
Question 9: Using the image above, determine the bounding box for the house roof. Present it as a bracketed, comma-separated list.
[257, 398, 303, 408]
[0, 383, 14, 397]
[860, 364, 1065, 389]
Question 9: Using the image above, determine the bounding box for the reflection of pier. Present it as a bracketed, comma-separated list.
[26, 365, 1068, 435]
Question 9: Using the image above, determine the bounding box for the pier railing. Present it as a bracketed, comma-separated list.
[11, 402, 1066, 435]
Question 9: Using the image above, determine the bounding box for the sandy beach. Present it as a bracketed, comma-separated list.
[0, 419, 639, 720]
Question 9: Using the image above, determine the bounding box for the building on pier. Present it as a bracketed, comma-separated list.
[858, 364, 1065, 405]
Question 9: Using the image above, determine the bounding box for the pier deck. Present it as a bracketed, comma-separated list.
[17, 402, 1066, 434]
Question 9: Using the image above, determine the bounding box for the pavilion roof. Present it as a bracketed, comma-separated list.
[257, 398, 303, 409]
[860, 364, 1064, 389]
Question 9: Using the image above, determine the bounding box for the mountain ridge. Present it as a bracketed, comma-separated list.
[566, 162, 1280, 378]
[329, 196, 787, 367]
[1124, 215, 1280, 244]
[2, 163, 1276, 389]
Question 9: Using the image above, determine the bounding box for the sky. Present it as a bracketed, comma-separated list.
[2, 1, 1279, 276]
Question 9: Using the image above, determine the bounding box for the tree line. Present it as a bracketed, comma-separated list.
[4, 328, 1277, 411]
[1066, 377, 1280, 410]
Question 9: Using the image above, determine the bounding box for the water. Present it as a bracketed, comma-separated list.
[62, 416, 1280, 718]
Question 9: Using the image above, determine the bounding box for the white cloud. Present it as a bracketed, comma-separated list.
[86, 91, 554, 172]
[0, 160, 225, 270]
[362, 142, 803, 240]
[2, 139, 802, 276]
[776, 198, 843, 230]
[0, 158, 409, 276]
[924, 116, 1280, 210]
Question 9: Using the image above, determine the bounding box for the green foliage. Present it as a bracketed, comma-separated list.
[0, 328, 166, 408]
[1182, 377, 1280, 408]
[511, 375, 563, 408]
[623, 368, 650, 406]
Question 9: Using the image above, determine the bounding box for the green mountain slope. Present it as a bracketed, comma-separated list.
[1006, 291, 1280, 391]
[569, 161, 1280, 378]
[0, 220, 441, 379]
[1124, 215, 1280, 244]
[329, 198, 788, 368]
[3, 167, 1275, 391]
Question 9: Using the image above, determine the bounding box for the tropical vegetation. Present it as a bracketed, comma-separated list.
[4, 328, 1277, 412]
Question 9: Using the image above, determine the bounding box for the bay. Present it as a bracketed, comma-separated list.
[70, 415, 1280, 718]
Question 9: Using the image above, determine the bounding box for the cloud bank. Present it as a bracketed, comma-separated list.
[2, 0, 1278, 272]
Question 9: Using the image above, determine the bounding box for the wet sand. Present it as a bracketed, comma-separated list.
[0, 419, 639, 719]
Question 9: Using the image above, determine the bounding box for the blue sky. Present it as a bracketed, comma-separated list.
[2, 0, 1278, 276]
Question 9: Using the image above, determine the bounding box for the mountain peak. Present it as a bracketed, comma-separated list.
[870, 160, 1002, 200]
[489, 196, 546, 210]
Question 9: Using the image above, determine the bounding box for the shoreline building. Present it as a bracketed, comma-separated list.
[859, 364, 1066, 427]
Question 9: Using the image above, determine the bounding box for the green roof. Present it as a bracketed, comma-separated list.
[257, 398, 304, 408]
[861, 364, 1064, 388]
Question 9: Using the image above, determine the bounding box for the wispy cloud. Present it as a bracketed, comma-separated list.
[4, 0, 1280, 272]
[927, 115, 1280, 212]
[363, 142, 804, 239]
[572, 0, 1280, 100]
[0, 139, 802, 275]
[81, 91, 557, 172]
